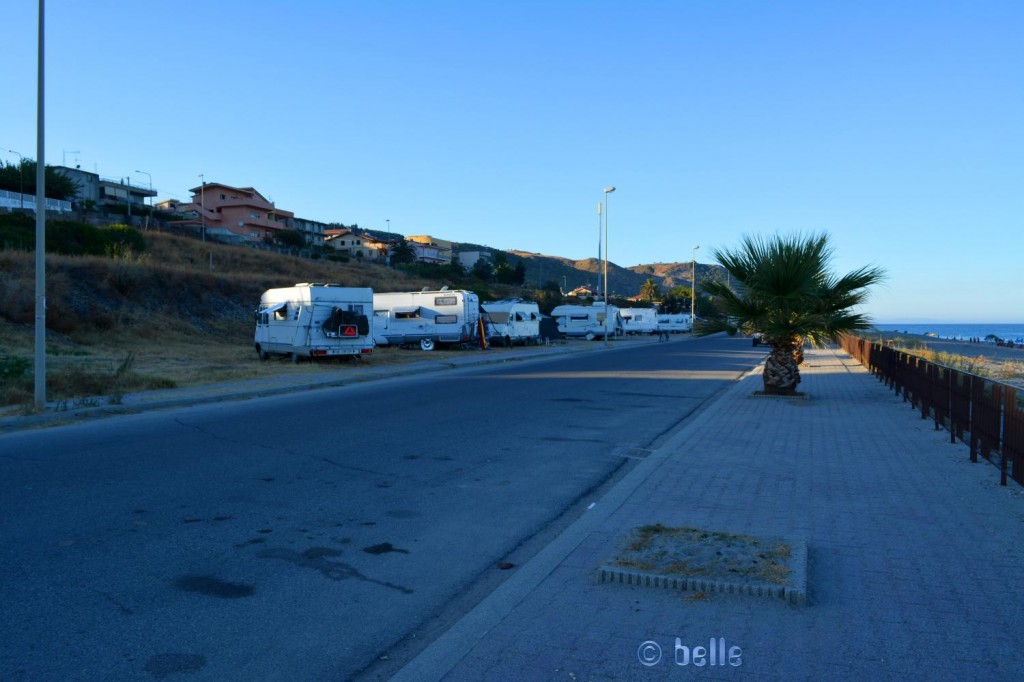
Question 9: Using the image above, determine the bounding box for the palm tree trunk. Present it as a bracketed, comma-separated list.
[763, 338, 802, 394]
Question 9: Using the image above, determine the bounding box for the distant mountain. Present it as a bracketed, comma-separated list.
[503, 249, 726, 298]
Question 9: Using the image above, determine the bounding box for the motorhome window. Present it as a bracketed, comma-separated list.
[395, 310, 421, 319]
[488, 312, 510, 324]
[570, 315, 588, 320]
[348, 304, 364, 315]
[434, 296, 457, 306]
[275, 306, 288, 321]
[435, 314, 457, 324]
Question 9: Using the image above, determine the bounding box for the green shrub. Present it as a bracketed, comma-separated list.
[0, 212, 35, 250]
[104, 224, 146, 253]
[0, 355, 31, 380]
[47, 220, 110, 256]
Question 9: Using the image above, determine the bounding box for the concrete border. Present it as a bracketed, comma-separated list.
[596, 535, 808, 607]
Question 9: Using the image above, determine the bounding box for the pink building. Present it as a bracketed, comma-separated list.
[175, 182, 294, 243]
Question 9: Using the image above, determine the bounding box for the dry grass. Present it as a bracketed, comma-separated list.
[879, 335, 1024, 388]
[0, 232, 520, 407]
[612, 525, 795, 585]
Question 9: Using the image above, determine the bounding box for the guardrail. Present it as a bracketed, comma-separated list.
[0, 189, 72, 212]
[839, 334, 1023, 486]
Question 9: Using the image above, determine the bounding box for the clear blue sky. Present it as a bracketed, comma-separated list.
[3, 1, 1021, 323]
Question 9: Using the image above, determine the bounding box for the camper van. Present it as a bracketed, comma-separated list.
[550, 302, 623, 340]
[254, 283, 374, 362]
[656, 313, 693, 333]
[373, 288, 481, 351]
[482, 298, 542, 346]
[619, 307, 659, 335]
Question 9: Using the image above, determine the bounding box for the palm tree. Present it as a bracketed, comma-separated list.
[639, 278, 661, 303]
[698, 232, 885, 394]
[389, 239, 416, 265]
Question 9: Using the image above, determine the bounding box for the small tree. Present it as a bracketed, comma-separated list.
[274, 229, 307, 249]
[699, 232, 885, 394]
[471, 258, 494, 281]
[389, 239, 416, 265]
[639, 278, 661, 303]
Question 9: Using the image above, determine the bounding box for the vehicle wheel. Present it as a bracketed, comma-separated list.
[290, 352, 300, 364]
[257, 348, 268, 361]
[585, 332, 595, 341]
[504, 335, 512, 347]
[420, 338, 436, 351]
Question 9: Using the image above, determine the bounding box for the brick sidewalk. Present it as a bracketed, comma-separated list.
[398, 347, 1024, 681]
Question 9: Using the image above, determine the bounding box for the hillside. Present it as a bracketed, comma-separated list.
[506, 250, 725, 297]
[0, 222, 728, 406]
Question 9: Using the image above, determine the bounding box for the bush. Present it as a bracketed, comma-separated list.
[47, 220, 110, 256]
[104, 224, 146, 253]
[0, 212, 35, 250]
[0, 355, 30, 380]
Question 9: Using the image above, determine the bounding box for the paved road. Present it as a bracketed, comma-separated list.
[0, 336, 763, 681]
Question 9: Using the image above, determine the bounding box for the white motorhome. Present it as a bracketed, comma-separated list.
[619, 307, 659, 335]
[373, 288, 481, 351]
[254, 283, 374, 362]
[482, 298, 542, 346]
[656, 313, 693, 333]
[550, 303, 623, 340]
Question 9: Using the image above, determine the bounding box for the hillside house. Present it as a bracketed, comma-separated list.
[173, 182, 295, 243]
[55, 166, 157, 214]
[408, 235, 453, 264]
[325, 228, 377, 259]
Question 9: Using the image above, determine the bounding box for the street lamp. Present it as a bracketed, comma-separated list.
[6, 149, 25, 208]
[134, 169, 151, 210]
[691, 245, 700, 331]
[603, 186, 616, 346]
[198, 173, 206, 242]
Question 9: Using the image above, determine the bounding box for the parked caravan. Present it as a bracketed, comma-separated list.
[373, 288, 481, 351]
[620, 307, 659, 335]
[254, 283, 373, 362]
[549, 303, 623, 339]
[656, 313, 693, 333]
[482, 298, 542, 346]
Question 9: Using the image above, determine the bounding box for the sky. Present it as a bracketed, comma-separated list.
[2, 0, 1021, 323]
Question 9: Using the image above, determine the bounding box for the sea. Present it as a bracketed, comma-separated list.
[871, 323, 1024, 344]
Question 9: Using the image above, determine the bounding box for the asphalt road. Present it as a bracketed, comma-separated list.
[0, 335, 764, 681]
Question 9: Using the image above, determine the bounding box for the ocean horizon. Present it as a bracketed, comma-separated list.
[870, 323, 1024, 343]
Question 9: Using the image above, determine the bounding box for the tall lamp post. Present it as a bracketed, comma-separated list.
[691, 245, 699, 331]
[603, 186, 616, 346]
[6, 149, 25, 208]
[198, 173, 206, 242]
[596, 201, 602, 300]
[134, 169, 151, 209]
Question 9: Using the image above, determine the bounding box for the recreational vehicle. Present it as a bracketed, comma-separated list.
[549, 303, 623, 340]
[373, 288, 481, 351]
[619, 307, 659, 335]
[482, 298, 542, 345]
[656, 313, 693, 333]
[254, 283, 374, 362]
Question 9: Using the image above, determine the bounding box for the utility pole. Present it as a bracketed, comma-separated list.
[34, 0, 46, 408]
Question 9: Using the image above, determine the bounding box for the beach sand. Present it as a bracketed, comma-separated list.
[859, 330, 1024, 390]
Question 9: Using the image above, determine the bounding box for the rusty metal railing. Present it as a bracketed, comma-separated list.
[839, 334, 1023, 486]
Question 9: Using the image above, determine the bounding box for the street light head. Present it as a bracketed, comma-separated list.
[604, 186, 616, 194]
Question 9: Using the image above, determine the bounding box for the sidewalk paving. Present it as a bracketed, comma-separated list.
[392, 347, 1024, 681]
